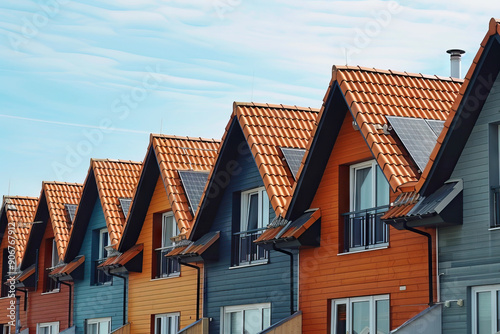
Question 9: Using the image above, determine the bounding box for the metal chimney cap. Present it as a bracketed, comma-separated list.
[446, 49, 466, 55]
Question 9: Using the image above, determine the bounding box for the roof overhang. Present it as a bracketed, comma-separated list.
[48, 255, 85, 281]
[98, 244, 143, 273]
[166, 231, 220, 263]
[14, 264, 36, 289]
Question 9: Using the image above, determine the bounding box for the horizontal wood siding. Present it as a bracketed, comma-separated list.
[27, 217, 72, 332]
[73, 200, 126, 334]
[111, 323, 130, 334]
[300, 112, 436, 333]
[128, 177, 201, 334]
[440, 74, 500, 333]
[204, 132, 298, 333]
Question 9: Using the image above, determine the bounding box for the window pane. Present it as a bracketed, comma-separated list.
[352, 301, 370, 334]
[155, 317, 162, 334]
[376, 166, 389, 207]
[355, 167, 373, 211]
[99, 320, 110, 334]
[162, 215, 173, 247]
[229, 312, 242, 334]
[477, 291, 492, 334]
[260, 190, 269, 228]
[376, 299, 390, 334]
[88, 323, 98, 334]
[497, 291, 500, 332]
[247, 193, 259, 231]
[263, 307, 270, 329]
[335, 303, 347, 334]
[244, 309, 261, 334]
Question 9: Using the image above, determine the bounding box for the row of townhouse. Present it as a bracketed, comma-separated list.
[0, 17, 499, 334]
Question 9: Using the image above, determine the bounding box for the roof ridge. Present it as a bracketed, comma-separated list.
[42, 181, 83, 186]
[234, 101, 320, 113]
[332, 65, 465, 83]
[150, 133, 220, 143]
[3, 195, 39, 200]
[91, 158, 142, 165]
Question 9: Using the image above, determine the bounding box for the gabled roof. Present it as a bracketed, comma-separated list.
[0, 196, 38, 265]
[21, 182, 82, 269]
[64, 159, 141, 262]
[417, 18, 500, 196]
[190, 102, 319, 240]
[119, 135, 219, 251]
[286, 66, 462, 220]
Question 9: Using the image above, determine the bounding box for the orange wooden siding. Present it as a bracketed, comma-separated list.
[299, 112, 436, 333]
[128, 176, 202, 334]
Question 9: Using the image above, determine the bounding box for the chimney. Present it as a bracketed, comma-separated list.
[446, 49, 465, 78]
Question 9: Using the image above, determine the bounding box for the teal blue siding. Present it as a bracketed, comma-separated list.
[73, 200, 127, 334]
[440, 74, 500, 333]
[204, 130, 298, 333]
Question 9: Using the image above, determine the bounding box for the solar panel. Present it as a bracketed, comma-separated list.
[386, 116, 439, 172]
[119, 198, 132, 218]
[280, 147, 306, 180]
[65, 204, 78, 222]
[178, 170, 210, 214]
[426, 119, 445, 137]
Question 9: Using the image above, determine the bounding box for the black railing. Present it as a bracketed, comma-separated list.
[492, 186, 500, 227]
[342, 205, 389, 252]
[232, 228, 268, 266]
[45, 270, 60, 292]
[156, 248, 180, 278]
[94, 260, 112, 285]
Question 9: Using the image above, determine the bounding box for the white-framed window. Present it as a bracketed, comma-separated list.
[99, 228, 110, 260]
[162, 212, 180, 249]
[45, 239, 60, 292]
[154, 312, 180, 334]
[344, 161, 390, 252]
[331, 295, 389, 334]
[51, 238, 58, 267]
[240, 187, 269, 232]
[156, 212, 180, 278]
[94, 228, 112, 285]
[222, 303, 271, 334]
[471, 284, 500, 334]
[1, 324, 11, 334]
[37, 322, 59, 334]
[87, 317, 111, 334]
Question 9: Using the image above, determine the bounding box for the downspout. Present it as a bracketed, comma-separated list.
[178, 260, 200, 320]
[15, 288, 28, 311]
[272, 245, 294, 315]
[108, 272, 127, 325]
[57, 279, 73, 327]
[403, 222, 433, 306]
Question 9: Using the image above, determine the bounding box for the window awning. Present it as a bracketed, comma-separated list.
[13, 264, 36, 288]
[165, 231, 220, 263]
[49, 255, 85, 281]
[98, 243, 143, 273]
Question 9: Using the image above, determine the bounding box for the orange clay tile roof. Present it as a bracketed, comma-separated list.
[328, 65, 462, 192]
[151, 135, 220, 234]
[416, 18, 500, 193]
[49, 255, 85, 278]
[1, 196, 38, 265]
[42, 182, 83, 261]
[98, 244, 143, 269]
[89, 159, 141, 247]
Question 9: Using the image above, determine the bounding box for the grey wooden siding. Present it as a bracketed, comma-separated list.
[204, 131, 298, 333]
[73, 200, 127, 334]
[440, 74, 500, 333]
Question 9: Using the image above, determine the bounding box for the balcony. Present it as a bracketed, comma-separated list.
[342, 205, 389, 252]
[232, 228, 268, 266]
[155, 247, 180, 278]
[94, 259, 112, 285]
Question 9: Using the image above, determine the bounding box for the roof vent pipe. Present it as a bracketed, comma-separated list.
[446, 49, 465, 78]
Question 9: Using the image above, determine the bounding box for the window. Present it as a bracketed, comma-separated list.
[472, 284, 500, 334]
[94, 228, 112, 285]
[492, 125, 500, 227]
[331, 295, 389, 334]
[343, 161, 390, 252]
[222, 303, 271, 334]
[44, 238, 60, 292]
[0, 324, 11, 334]
[86, 317, 111, 334]
[154, 212, 180, 278]
[37, 322, 59, 334]
[154, 313, 179, 334]
[1, 249, 9, 297]
[232, 188, 269, 266]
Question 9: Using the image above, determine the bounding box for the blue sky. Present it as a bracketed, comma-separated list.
[0, 0, 499, 199]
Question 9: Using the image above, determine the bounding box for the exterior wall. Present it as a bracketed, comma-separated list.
[204, 136, 298, 333]
[300, 112, 436, 333]
[27, 217, 72, 333]
[128, 176, 201, 334]
[440, 74, 500, 333]
[73, 200, 126, 334]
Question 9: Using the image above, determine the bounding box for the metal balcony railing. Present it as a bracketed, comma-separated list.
[492, 186, 500, 228]
[232, 228, 268, 266]
[342, 205, 389, 252]
[94, 259, 112, 285]
[155, 247, 180, 278]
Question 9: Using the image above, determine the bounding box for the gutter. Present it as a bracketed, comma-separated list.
[178, 260, 201, 320]
[57, 279, 73, 327]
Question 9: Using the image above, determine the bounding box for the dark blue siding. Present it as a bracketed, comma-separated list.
[204, 135, 298, 333]
[73, 200, 127, 334]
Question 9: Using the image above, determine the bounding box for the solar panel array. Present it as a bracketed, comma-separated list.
[386, 116, 445, 172]
[178, 170, 210, 214]
[65, 204, 78, 222]
[280, 147, 306, 180]
[119, 198, 132, 218]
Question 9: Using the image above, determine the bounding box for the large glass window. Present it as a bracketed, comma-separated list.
[331, 295, 389, 334]
[94, 228, 112, 285]
[222, 303, 271, 334]
[155, 212, 180, 278]
[343, 161, 390, 252]
[86, 317, 111, 334]
[37, 322, 59, 334]
[154, 313, 179, 334]
[472, 285, 500, 334]
[44, 238, 60, 292]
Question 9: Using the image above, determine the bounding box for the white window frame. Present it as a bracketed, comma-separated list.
[86, 317, 111, 334]
[350, 160, 389, 211]
[36, 322, 59, 334]
[161, 212, 179, 249]
[471, 284, 500, 334]
[1, 325, 11, 334]
[240, 187, 269, 232]
[154, 312, 180, 334]
[221, 303, 271, 334]
[331, 295, 389, 334]
[51, 238, 58, 268]
[98, 228, 110, 260]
